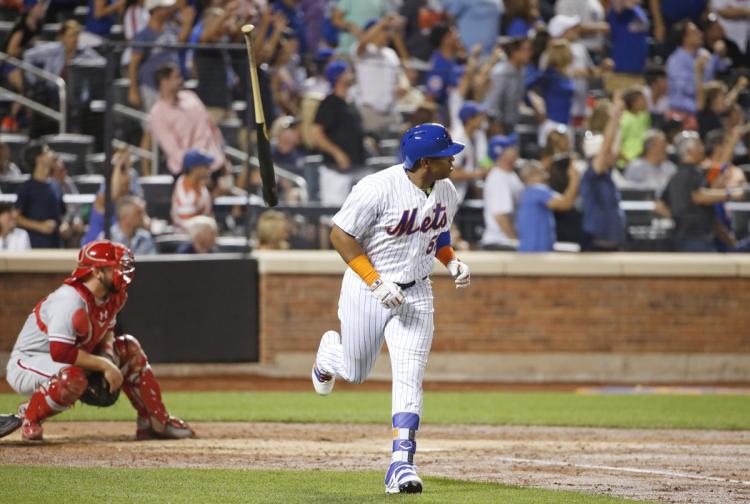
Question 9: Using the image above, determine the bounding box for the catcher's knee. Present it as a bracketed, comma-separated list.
[114, 334, 148, 372]
[52, 366, 88, 405]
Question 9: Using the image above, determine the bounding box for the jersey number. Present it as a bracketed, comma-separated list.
[426, 234, 439, 255]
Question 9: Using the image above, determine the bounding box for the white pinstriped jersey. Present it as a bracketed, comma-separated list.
[332, 164, 459, 283]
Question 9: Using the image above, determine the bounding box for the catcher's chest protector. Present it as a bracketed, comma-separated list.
[58, 280, 127, 352]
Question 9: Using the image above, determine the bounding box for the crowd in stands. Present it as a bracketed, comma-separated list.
[0, 0, 749, 254]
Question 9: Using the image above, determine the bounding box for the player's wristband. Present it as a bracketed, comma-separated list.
[348, 254, 381, 285]
[435, 246, 457, 267]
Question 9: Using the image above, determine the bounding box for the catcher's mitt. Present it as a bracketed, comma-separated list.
[0, 414, 22, 438]
[80, 372, 120, 407]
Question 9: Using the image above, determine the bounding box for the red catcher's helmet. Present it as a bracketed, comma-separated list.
[70, 240, 135, 292]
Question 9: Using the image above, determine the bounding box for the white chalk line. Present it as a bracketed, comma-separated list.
[493, 456, 750, 486]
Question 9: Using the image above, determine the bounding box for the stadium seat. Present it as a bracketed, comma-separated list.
[378, 138, 400, 157]
[0, 174, 29, 194]
[0, 133, 30, 172]
[217, 236, 252, 252]
[67, 61, 107, 106]
[139, 175, 175, 221]
[517, 125, 540, 160]
[39, 23, 61, 42]
[113, 78, 131, 105]
[72, 174, 104, 194]
[301, 154, 323, 202]
[365, 156, 398, 170]
[0, 21, 13, 41]
[219, 118, 242, 149]
[86, 152, 106, 174]
[619, 188, 656, 201]
[42, 133, 95, 176]
[72, 5, 89, 25]
[154, 233, 189, 253]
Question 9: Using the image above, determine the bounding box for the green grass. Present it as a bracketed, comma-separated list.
[1, 391, 748, 430]
[0, 466, 647, 504]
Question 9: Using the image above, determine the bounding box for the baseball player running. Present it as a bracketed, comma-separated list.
[312, 123, 471, 494]
[0, 240, 193, 441]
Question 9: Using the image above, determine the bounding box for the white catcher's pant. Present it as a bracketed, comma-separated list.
[316, 269, 434, 417]
[6, 352, 69, 396]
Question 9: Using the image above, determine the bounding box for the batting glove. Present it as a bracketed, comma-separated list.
[370, 279, 406, 309]
[447, 259, 471, 288]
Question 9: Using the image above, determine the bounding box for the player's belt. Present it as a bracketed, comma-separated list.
[395, 276, 428, 290]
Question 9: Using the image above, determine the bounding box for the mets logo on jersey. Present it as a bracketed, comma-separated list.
[386, 203, 448, 237]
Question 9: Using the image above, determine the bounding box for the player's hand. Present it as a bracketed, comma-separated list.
[102, 360, 124, 392]
[370, 280, 405, 309]
[447, 259, 470, 289]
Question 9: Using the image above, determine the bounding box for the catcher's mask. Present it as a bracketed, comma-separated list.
[70, 240, 135, 292]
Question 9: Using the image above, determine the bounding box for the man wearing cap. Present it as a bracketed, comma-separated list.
[149, 63, 228, 176]
[311, 60, 367, 205]
[450, 101, 489, 202]
[311, 122, 470, 495]
[128, 0, 195, 111]
[481, 134, 523, 250]
[171, 149, 214, 232]
[352, 15, 408, 136]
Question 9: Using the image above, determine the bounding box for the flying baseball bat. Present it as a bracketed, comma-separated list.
[242, 24, 279, 207]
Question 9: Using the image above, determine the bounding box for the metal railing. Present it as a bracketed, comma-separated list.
[224, 145, 310, 202]
[0, 51, 66, 133]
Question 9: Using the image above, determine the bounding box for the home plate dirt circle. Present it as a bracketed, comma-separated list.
[2, 422, 749, 503]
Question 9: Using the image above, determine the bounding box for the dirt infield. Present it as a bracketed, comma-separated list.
[1, 422, 748, 504]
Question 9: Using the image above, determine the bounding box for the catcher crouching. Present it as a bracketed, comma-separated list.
[0, 240, 194, 441]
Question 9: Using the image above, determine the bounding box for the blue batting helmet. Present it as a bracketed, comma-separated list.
[400, 123, 465, 170]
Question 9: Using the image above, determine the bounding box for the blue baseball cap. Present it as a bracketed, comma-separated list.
[488, 134, 518, 161]
[458, 101, 486, 123]
[183, 149, 215, 173]
[401, 123, 465, 170]
[314, 47, 335, 62]
[325, 60, 349, 87]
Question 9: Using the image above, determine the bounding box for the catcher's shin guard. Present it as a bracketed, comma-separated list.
[115, 335, 193, 438]
[22, 366, 88, 441]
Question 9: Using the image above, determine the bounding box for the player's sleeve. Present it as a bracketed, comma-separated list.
[331, 180, 382, 238]
[45, 293, 85, 364]
[446, 181, 460, 223]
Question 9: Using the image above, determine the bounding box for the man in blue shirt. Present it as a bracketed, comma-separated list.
[442, 0, 503, 55]
[605, 0, 649, 92]
[516, 160, 580, 252]
[581, 93, 625, 251]
[666, 21, 725, 126]
[14, 142, 66, 248]
[424, 23, 462, 107]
